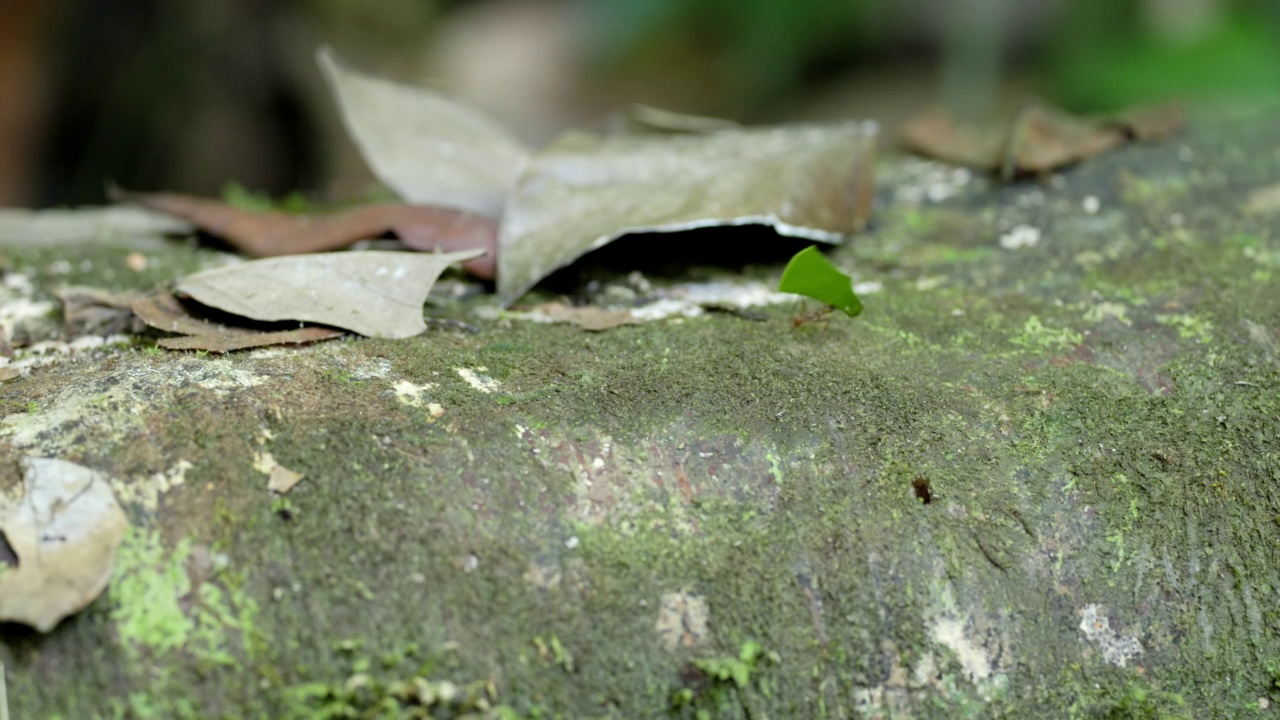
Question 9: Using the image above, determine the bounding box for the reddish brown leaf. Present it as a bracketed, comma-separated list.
[130, 289, 344, 353]
[157, 326, 343, 353]
[900, 101, 1183, 178]
[130, 289, 256, 338]
[109, 189, 498, 280]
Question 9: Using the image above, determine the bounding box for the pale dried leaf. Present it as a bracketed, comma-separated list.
[0, 207, 190, 249]
[317, 47, 529, 217]
[175, 249, 485, 339]
[0, 457, 129, 632]
[267, 465, 304, 494]
[497, 123, 877, 304]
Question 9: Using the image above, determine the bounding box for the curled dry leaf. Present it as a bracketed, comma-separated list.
[497, 123, 877, 304]
[111, 189, 499, 280]
[900, 101, 1184, 178]
[175, 249, 485, 339]
[318, 48, 878, 306]
[55, 286, 144, 337]
[130, 289, 344, 353]
[317, 46, 529, 217]
[0, 457, 129, 632]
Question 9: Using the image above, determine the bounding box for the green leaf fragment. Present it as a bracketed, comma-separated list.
[778, 246, 863, 317]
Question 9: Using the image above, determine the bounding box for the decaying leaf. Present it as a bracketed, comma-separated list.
[130, 289, 345, 353]
[900, 101, 1184, 178]
[0, 457, 129, 632]
[318, 48, 878, 306]
[317, 46, 529, 217]
[111, 189, 498, 280]
[55, 286, 144, 337]
[497, 124, 877, 304]
[175, 249, 484, 339]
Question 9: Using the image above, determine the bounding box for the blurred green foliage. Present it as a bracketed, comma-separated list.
[1046, 0, 1280, 110]
[588, 0, 1280, 113]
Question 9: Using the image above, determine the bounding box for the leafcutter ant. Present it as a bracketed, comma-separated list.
[791, 301, 834, 329]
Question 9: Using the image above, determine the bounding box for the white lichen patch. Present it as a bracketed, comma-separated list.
[456, 367, 500, 394]
[0, 271, 54, 344]
[892, 157, 975, 204]
[930, 616, 993, 682]
[1079, 603, 1144, 667]
[655, 588, 710, 651]
[2, 360, 266, 456]
[663, 280, 794, 309]
[391, 379, 436, 407]
[0, 335, 131, 377]
[111, 460, 194, 512]
[490, 279, 802, 328]
[999, 225, 1041, 250]
[350, 359, 392, 380]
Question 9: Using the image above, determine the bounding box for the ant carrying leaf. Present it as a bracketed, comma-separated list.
[791, 301, 834, 329]
[778, 246, 862, 328]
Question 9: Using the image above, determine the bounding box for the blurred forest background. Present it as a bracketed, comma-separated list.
[2, 0, 1278, 208]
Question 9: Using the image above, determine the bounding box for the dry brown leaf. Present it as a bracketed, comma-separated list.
[157, 327, 344, 353]
[110, 189, 499, 280]
[131, 289, 345, 353]
[0, 457, 129, 632]
[900, 101, 1184, 178]
[55, 286, 144, 337]
[529, 302, 637, 331]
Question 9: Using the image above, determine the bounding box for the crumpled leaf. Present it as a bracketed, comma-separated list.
[900, 101, 1184, 178]
[316, 46, 529, 217]
[55, 286, 145, 337]
[174, 249, 485, 339]
[777, 246, 862, 317]
[111, 189, 498, 280]
[0, 457, 129, 632]
[318, 49, 878, 306]
[497, 124, 877, 304]
[130, 289, 345, 353]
